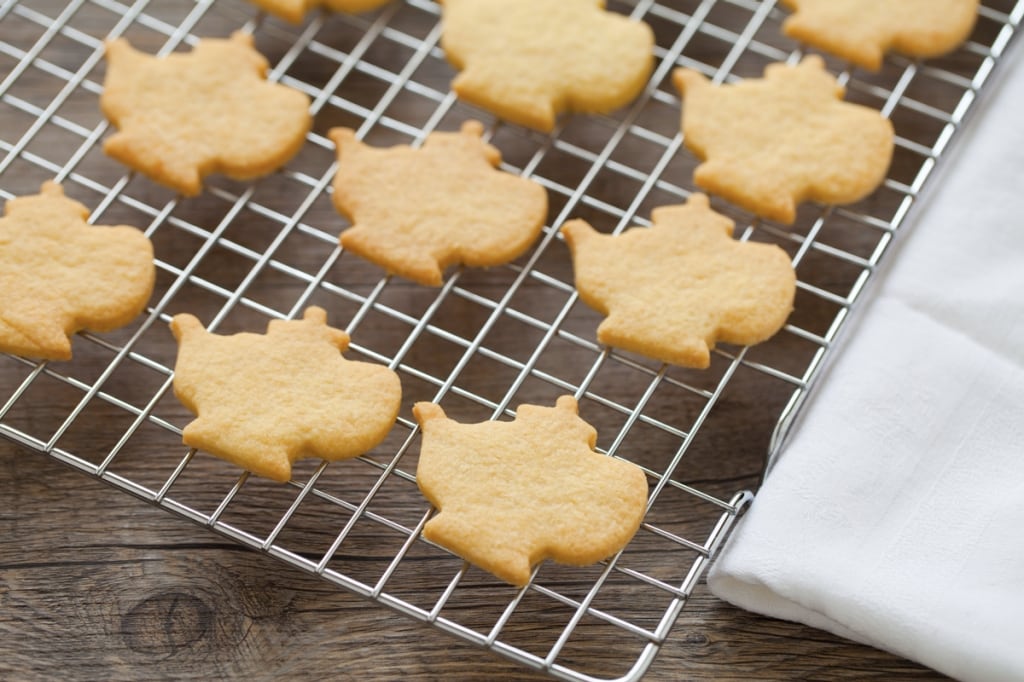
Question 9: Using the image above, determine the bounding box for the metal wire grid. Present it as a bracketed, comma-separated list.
[0, 0, 1020, 679]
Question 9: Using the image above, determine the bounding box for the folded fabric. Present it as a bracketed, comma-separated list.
[708, 42, 1024, 682]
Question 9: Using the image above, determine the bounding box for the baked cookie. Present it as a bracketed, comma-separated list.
[780, 0, 979, 71]
[673, 56, 894, 224]
[247, 0, 391, 24]
[329, 120, 547, 286]
[413, 395, 648, 586]
[170, 307, 401, 482]
[440, 0, 654, 131]
[101, 32, 311, 197]
[0, 182, 154, 361]
[562, 194, 796, 369]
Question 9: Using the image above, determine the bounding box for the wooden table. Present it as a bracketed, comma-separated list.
[4, 0, 1007, 678]
[0, 441, 946, 680]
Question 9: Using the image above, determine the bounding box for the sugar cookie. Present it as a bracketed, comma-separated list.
[440, 0, 654, 131]
[562, 194, 796, 369]
[780, 0, 979, 71]
[170, 307, 402, 482]
[413, 395, 648, 586]
[329, 120, 547, 286]
[0, 182, 154, 361]
[673, 56, 894, 224]
[101, 32, 311, 196]
[247, 0, 391, 24]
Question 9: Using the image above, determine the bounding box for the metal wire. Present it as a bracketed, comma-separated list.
[1, 1, 1021, 679]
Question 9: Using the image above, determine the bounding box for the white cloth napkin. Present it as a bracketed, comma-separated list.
[707, 42, 1024, 682]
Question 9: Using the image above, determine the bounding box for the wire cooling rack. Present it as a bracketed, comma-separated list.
[1, 1, 1021, 679]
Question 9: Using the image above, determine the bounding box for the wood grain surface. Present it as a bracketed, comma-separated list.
[1, 440, 947, 681]
[3, 0, 1009, 679]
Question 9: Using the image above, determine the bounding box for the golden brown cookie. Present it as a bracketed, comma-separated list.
[329, 120, 547, 286]
[562, 194, 796, 369]
[170, 307, 402, 482]
[0, 182, 154, 361]
[440, 0, 654, 131]
[413, 395, 648, 586]
[247, 0, 391, 24]
[672, 56, 894, 224]
[780, 0, 979, 71]
[101, 32, 311, 197]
